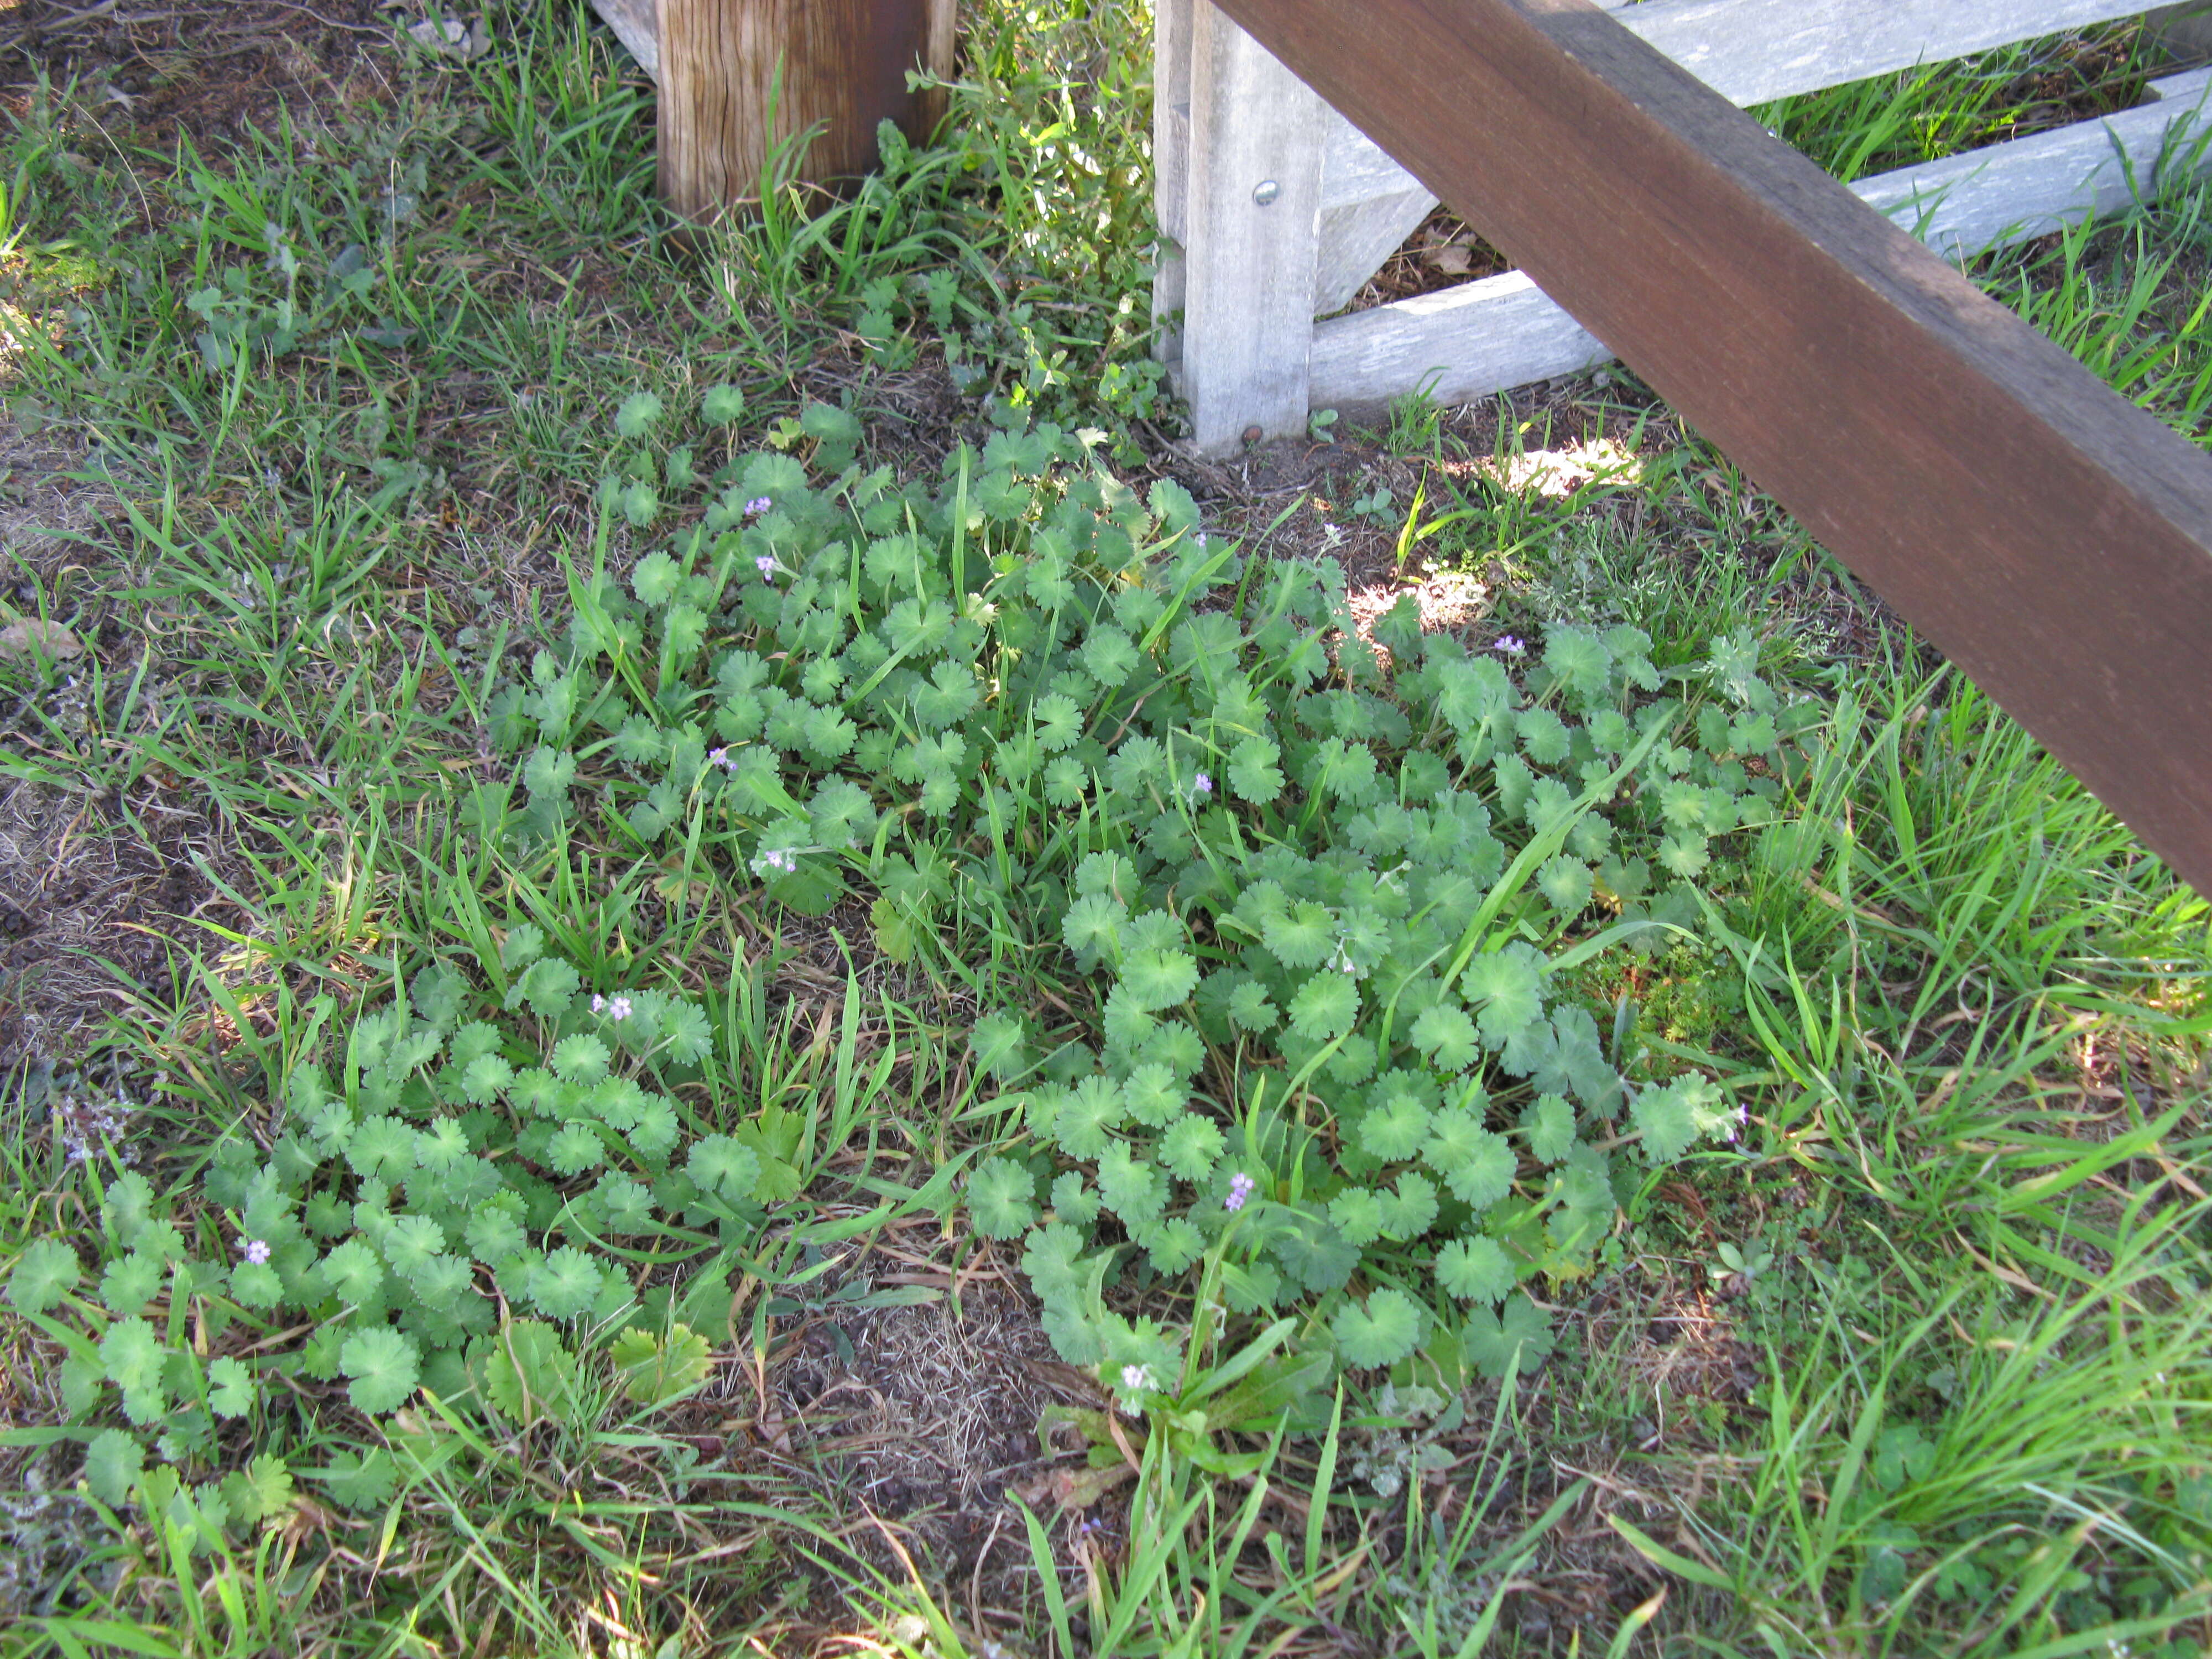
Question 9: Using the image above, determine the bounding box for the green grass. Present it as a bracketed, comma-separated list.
[0, 4, 2206, 1657]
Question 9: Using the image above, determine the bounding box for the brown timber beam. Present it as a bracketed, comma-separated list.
[1212, 0, 2212, 893]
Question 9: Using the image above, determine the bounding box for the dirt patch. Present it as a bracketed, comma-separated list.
[672, 1231, 1109, 1639]
[0, 0, 401, 146]
[0, 417, 221, 1075]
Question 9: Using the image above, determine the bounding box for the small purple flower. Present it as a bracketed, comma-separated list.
[242, 1239, 272, 1266]
[745, 496, 773, 518]
[755, 554, 778, 581]
[591, 994, 607, 1014]
[707, 746, 728, 770]
[1225, 1172, 1256, 1212]
[609, 995, 634, 1022]
[1194, 531, 1209, 547]
[1192, 773, 1213, 797]
[1494, 634, 1526, 657]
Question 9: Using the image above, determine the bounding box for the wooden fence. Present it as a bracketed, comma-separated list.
[1160, 0, 2212, 452]
[1193, 0, 2212, 895]
[589, 0, 955, 219]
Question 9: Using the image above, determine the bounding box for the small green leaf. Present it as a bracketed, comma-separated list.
[1228, 736, 1284, 805]
[1358, 1092, 1432, 1162]
[1328, 1188, 1385, 1246]
[1630, 1074, 1731, 1162]
[316, 1449, 398, 1511]
[1080, 624, 1138, 687]
[1460, 943, 1547, 1047]
[1119, 948, 1199, 1014]
[84, 1428, 144, 1506]
[461, 1052, 514, 1104]
[968, 1010, 1029, 1082]
[1120, 1063, 1187, 1128]
[550, 1034, 611, 1082]
[523, 745, 577, 800]
[1523, 1093, 1578, 1163]
[1332, 1288, 1427, 1369]
[1423, 1109, 1517, 1211]
[340, 1328, 422, 1415]
[1537, 855, 1594, 914]
[611, 1323, 713, 1407]
[1437, 1237, 1515, 1303]
[613, 390, 664, 439]
[1061, 892, 1126, 959]
[526, 1248, 605, 1320]
[509, 956, 582, 1017]
[223, 1453, 294, 1524]
[547, 1121, 606, 1176]
[1262, 902, 1335, 971]
[1227, 980, 1278, 1032]
[1287, 973, 1360, 1042]
[100, 1317, 163, 1396]
[632, 551, 683, 608]
[1463, 1294, 1556, 1380]
[968, 1158, 1040, 1240]
[1409, 1003, 1480, 1073]
[7, 1238, 81, 1312]
[484, 1319, 581, 1423]
[1159, 1114, 1226, 1183]
[687, 1135, 762, 1207]
[207, 1356, 255, 1419]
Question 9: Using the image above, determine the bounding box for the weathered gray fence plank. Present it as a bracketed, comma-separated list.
[1309, 70, 2212, 411]
[1175, 6, 1330, 452]
[1321, 0, 2159, 215]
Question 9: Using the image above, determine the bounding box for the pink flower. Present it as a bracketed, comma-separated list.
[1494, 634, 1526, 657]
[609, 995, 634, 1021]
[1225, 1172, 1256, 1212]
[242, 1239, 272, 1265]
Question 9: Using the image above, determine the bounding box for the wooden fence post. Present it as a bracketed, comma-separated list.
[654, 0, 956, 224]
[1176, 6, 1327, 453]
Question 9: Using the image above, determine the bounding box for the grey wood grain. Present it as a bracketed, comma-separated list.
[1314, 189, 1438, 315]
[1310, 82, 2212, 414]
[1861, 72, 2212, 259]
[1154, 0, 1196, 372]
[588, 0, 657, 77]
[1176, 9, 1328, 450]
[1321, 0, 2155, 212]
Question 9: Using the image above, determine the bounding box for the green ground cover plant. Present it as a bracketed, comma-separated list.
[0, 3, 2206, 1656]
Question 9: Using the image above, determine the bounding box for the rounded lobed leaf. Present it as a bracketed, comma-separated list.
[1437, 1237, 1516, 1303]
[1331, 1288, 1428, 1369]
[968, 1158, 1040, 1240]
[340, 1327, 422, 1416]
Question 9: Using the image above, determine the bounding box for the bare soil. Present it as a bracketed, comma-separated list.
[0, 0, 398, 146]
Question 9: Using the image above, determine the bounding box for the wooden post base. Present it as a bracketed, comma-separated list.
[654, 0, 956, 225]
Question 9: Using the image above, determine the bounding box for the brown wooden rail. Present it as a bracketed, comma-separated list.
[1215, 0, 2212, 894]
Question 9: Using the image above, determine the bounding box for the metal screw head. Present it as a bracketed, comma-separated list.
[1253, 179, 1282, 207]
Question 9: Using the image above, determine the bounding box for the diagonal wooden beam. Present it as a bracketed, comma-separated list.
[1214, 0, 2212, 894]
